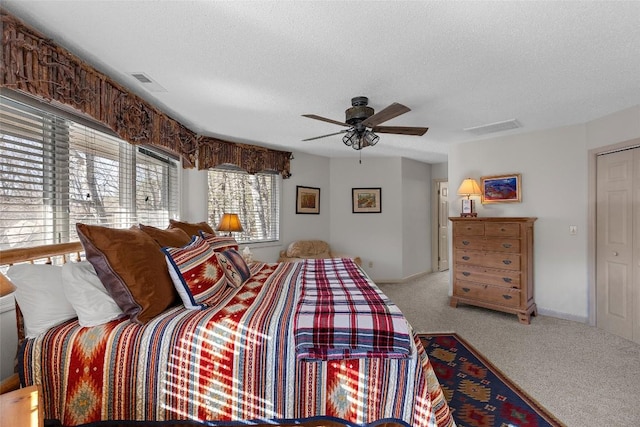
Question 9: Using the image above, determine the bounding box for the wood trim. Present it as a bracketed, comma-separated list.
[0, 9, 292, 177]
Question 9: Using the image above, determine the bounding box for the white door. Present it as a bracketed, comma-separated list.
[596, 147, 639, 344]
[438, 181, 449, 271]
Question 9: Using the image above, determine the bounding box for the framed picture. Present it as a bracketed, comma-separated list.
[352, 188, 382, 213]
[481, 173, 522, 203]
[296, 186, 320, 214]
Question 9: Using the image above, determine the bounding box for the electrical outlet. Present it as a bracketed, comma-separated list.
[368, 261, 373, 268]
[569, 225, 577, 235]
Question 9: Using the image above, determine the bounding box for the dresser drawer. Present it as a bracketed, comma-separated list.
[455, 265, 521, 288]
[483, 238, 521, 253]
[456, 250, 521, 271]
[485, 222, 520, 237]
[455, 237, 521, 253]
[454, 281, 522, 308]
[455, 222, 485, 236]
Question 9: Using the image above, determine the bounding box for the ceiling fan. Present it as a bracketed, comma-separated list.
[302, 96, 428, 150]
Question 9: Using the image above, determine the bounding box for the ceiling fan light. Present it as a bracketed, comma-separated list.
[364, 131, 379, 147]
[343, 130, 357, 147]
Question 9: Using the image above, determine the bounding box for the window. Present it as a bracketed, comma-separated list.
[0, 95, 179, 249]
[207, 168, 279, 243]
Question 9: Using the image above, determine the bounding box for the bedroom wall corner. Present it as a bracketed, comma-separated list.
[401, 158, 432, 278]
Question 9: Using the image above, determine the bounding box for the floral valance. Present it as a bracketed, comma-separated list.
[0, 9, 291, 177]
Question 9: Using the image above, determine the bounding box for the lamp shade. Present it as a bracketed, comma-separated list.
[216, 213, 244, 234]
[457, 178, 482, 197]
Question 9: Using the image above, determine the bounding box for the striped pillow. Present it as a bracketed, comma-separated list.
[199, 231, 240, 252]
[163, 236, 226, 309]
[216, 248, 252, 288]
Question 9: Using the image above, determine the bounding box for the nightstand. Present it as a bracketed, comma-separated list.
[0, 385, 43, 427]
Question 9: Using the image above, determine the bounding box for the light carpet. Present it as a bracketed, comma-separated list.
[379, 271, 640, 427]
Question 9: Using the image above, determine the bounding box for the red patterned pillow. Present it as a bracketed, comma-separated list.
[200, 232, 239, 252]
[162, 236, 226, 309]
[216, 248, 252, 288]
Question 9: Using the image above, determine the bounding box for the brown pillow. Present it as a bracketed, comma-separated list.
[168, 219, 215, 237]
[76, 223, 177, 324]
[139, 224, 192, 247]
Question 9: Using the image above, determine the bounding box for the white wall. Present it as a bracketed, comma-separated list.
[402, 158, 432, 278]
[449, 105, 640, 322]
[329, 157, 403, 280]
[181, 151, 331, 263]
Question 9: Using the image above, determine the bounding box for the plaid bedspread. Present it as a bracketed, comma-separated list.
[20, 261, 455, 427]
[295, 258, 412, 360]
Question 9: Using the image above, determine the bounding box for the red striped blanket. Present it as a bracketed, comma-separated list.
[294, 258, 412, 360]
[20, 261, 455, 427]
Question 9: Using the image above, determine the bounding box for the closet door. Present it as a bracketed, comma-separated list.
[596, 147, 639, 344]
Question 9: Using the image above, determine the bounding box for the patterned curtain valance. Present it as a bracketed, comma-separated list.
[0, 9, 292, 177]
[198, 136, 292, 178]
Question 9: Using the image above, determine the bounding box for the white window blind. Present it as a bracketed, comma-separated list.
[0, 95, 180, 249]
[208, 168, 279, 243]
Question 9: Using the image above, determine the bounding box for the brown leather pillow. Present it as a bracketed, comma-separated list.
[139, 224, 192, 247]
[76, 223, 177, 324]
[168, 219, 215, 237]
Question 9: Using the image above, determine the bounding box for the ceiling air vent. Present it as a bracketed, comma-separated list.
[464, 119, 521, 136]
[129, 72, 167, 92]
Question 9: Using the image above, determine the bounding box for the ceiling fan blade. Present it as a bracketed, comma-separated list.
[361, 103, 410, 127]
[302, 114, 349, 127]
[302, 130, 348, 141]
[372, 126, 429, 136]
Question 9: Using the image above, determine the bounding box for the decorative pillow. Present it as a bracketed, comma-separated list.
[168, 219, 215, 237]
[76, 223, 178, 324]
[61, 261, 125, 327]
[200, 232, 239, 252]
[216, 248, 252, 288]
[6, 264, 76, 338]
[139, 224, 192, 247]
[162, 236, 226, 309]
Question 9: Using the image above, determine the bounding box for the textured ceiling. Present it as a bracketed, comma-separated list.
[2, 1, 640, 163]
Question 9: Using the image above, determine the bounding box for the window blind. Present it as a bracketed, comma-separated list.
[0, 95, 180, 249]
[208, 168, 279, 243]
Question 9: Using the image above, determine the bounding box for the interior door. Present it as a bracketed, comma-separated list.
[596, 148, 639, 343]
[438, 181, 449, 271]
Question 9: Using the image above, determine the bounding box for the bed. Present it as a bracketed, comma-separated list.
[0, 224, 455, 427]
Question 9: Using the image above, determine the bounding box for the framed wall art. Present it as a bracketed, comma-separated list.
[352, 188, 382, 213]
[296, 186, 320, 214]
[481, 173, 522, 203]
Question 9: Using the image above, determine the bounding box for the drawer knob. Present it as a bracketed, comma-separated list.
[462, 272, 471, 276]
[500, 228, 506, 232]
[502, 243, 512, 248]
[462, 287, 470, 293]
[462, 256, 470, 260]
[502, 294, 513, 300]
[462, 240, 470, 245]
[502, 259, 512, 265]
[503, 277, 512, 283]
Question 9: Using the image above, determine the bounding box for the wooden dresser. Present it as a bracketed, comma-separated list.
[449, 217, 537, 324]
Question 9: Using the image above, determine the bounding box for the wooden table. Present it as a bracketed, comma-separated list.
[0, 385, 43, 427]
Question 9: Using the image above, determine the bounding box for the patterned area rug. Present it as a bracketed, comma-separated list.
[419, 333, 565, 427]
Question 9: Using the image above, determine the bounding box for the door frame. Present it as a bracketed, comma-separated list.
[431, 178, 448, 273]
[588, 137, 640, 326]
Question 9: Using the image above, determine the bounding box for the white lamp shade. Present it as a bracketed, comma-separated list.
[457, 178, 482, 197]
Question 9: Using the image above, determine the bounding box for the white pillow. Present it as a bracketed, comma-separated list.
[61, 261, 124, 327]
[7, 264, 77, 338]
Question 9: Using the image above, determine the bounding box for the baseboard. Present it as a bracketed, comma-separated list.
[374, 270, 432, 284]
[537, 307, 588, 324]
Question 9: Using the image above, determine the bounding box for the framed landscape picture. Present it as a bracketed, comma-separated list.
[352, 188, 382, 213]
[296, 186, 320, 214]
[481, 173, 522, 203]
